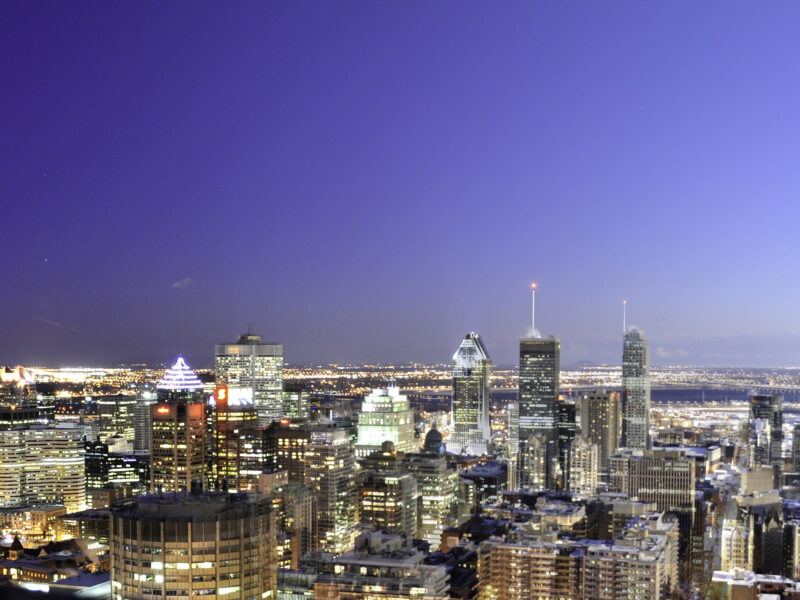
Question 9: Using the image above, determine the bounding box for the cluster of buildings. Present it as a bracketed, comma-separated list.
[1, 300, 799, 599]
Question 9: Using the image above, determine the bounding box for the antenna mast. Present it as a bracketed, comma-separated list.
[622, 300, 627, 334]
[531, 282, 537, 336]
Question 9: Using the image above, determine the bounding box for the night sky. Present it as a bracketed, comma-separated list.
[4, 2, 800, 368]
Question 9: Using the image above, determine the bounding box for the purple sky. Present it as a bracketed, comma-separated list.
[4, 2, 800, 368]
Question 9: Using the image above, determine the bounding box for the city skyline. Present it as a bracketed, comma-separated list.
[5, 3, 800, 368]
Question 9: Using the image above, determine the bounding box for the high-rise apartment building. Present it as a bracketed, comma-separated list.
[518, 337, 560, 443]
[567, 435, 599, 498]
[133, 392, 156, 453]
[622, 328, 650, 449]
[215, 333, 284, 427]
[109, 489, 276, 600]
[304, 424, 357, 555]
[449, 333, 492, 456]
[355, 385, 416, 458]
[580, 390, 621, 479]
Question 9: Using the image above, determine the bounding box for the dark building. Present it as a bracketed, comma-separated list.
[263, 418, 310, 483]
[556, 399, 576, 488]
[518, 337, 559, 449]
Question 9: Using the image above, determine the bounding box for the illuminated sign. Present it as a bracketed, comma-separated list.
[216, 387, 227, 401]
[156, 406, 170, 414]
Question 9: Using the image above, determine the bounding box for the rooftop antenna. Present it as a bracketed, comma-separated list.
[247, 321, 253, 335]
[622, 300, 627, 335]
[531, 282, 537, 337]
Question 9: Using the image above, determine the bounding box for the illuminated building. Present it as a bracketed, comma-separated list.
[518, 337, 559, 443]
[0, 424, 86, 512]
[304, 424, 357, 555]
[108, 452, 149, 494]
[748, 393, 783, 485]
[282, 383, 309, 419]
[579, 390, 621, 480]
[149, 358, 207, 493]
[507, 402, 520, 457]
[273, 482, 315, 568]
[567, 435, 599, 499]
[109, 488, 276, 600]
[263, 418, 310, 483]
[793, 423, 800, 473]
[133, 392, 156, 453]
[213, 385, 259, 492]
[357, 471, 417, 543]
[216, 333, 284, 427]
[98, 394, 137, 445]
[622, 328, 650, 449]
[355, 384, 415, 458]
[313, 532, 449, 600]
[520, 433, 549, 491]
[150, 402, 206, 493]
[401, 451, 458, 550]
[556, 399, 576, 487]
[448, 333, 492, 456]
[85, 438, 110, 503]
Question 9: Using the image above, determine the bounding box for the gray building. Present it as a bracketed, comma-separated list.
[448, 332, 492, 456]
[518, 337, 560, 443]
[215, 333, 284, 427]
[622, 328, 650, 449]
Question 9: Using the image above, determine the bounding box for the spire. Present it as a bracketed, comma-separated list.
[622, 300, 627, 335]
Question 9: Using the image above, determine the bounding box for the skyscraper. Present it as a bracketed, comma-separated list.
[305, 423, 357, 554]
[215, 333, 284, 427]
[448, 332, 492, 456]
[213, 385, 259, 492]
[749, 393, 783, 486]
[355, 384, 416, 458]
[580, 390, 621, 480]
[150, 358, 207, 493]
[622, 328, 650, 449]
[568, 435, 599, 498]
[518, 337, 560, 443]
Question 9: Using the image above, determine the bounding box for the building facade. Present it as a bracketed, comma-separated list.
[621, 328, 650, 449]
[355, 385, 416, 458]
[449, 333, 492, 456]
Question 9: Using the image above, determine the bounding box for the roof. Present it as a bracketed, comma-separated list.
[157, 357, 203, 391]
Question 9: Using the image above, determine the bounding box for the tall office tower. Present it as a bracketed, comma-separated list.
[282, 383, 309, 419]
[213, 386, 259, 492]
[0, 424, 86, 512]
[215, 333, 284, 427]
[133, 392, 156, 453]
[355, 384, 416, 458]
[793, 423, 800, 473]
[357, 471, 418, 543]
[263, 418, 310, 483]
[518, 338, 560, 443]
[402, 452, 458, 550]
[150, 402, 206, 493]
[749, 394, 783, 485]
[109, 489, 277, 600]
[448, 333, 492, 456]
[304, 424, 357, 555]
[580, 390, 621, 480]
[622, 328, 651, 449]
[150, 358, 207, 493]
[568, 435, 599, 498]
[85, 438, 109, 502]
[314, 533, 450, 600]
[98, 394, 137, 445]
[556, 399, 576, 488]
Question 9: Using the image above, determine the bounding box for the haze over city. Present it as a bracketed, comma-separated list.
[4, 2, 800, 368]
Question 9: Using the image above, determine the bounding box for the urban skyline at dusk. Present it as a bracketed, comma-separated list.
[5, 3, 800, 369]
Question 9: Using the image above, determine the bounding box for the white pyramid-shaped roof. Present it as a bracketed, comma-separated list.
[157, 357, 204, 391]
